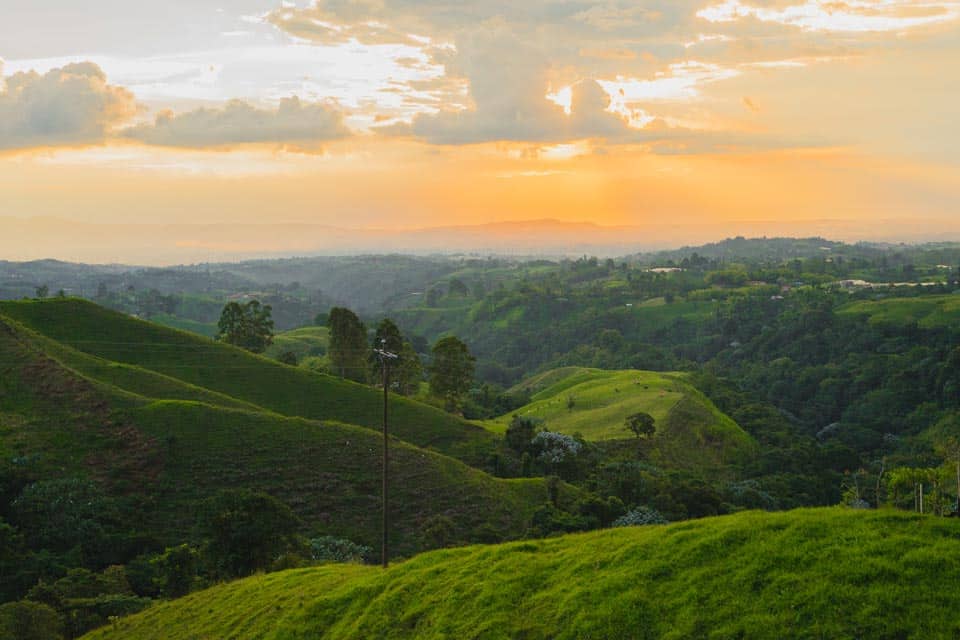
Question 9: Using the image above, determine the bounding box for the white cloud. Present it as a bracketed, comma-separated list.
[0, 62, 137, 150]
[697, 0, 960, 32]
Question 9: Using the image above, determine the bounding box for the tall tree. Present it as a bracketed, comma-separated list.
[429, 336, 475, 411]
[215, 300, 274, 353]
[328, 307, 367, 382]
[396, 340, 424, 396]
[370, 319, 423, 394]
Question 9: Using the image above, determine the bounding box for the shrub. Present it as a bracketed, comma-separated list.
[309, 537, 371, 564]
[613, 507, 668, 527]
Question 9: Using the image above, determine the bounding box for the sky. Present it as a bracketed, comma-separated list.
[1, 0, 958, 263]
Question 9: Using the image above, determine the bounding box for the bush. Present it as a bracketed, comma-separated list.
[309, 537, 371, 564]
[613, 507, 668, 527]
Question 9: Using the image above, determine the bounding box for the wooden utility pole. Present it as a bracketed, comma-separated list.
[374, 341, 398, 568]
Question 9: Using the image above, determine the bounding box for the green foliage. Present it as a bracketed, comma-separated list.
[215, 300, 274, 353]
[12, 479, 123, 565]
[327, 307, 368, 382]
[84, 509, 960, 640]
[429, 336, 475, 409]
[370, 319, 423, 394]
[201, 490, 302, 579]
[150, 546, 199, 598]
[625, 412, 656, 439]
[505, 415, 537, 454]
[0, 600, 62, 640]
[309, 537, 371, 564]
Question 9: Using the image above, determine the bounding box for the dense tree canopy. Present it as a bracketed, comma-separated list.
[429, 336, 475, 410]
[328, 307, 368, 382]
[215, 300, 274, 353]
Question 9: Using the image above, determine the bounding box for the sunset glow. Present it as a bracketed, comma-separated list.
[1, 0, 958, 262]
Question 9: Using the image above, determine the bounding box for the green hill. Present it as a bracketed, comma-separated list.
[264, 325, 329, 360]
[84, 508, 960, 640]
[837, 294, 960, 328]
[0, 307, 571, 556]
[484, 367, 755, 468]
[0, 299, 492, 462]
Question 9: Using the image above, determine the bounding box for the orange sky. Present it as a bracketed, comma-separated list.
[1, 1, 958, 262]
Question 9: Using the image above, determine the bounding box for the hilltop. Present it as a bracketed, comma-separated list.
[0, 302, 571, 557]
[0, 298, 493, 462]
[483, 367, 755, 468]
[83, 508, 960, 640]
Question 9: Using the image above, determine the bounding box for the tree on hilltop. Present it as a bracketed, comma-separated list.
[215, 300, 274, 353]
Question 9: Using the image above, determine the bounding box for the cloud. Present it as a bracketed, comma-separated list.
[697, 0, 960, 32]
[123, 97, 351, 150]
[0, 62, 137, 150]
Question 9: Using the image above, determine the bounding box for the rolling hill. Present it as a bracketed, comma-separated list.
[0, 304, 573, 557]
[83, 508, 960, 640]
[483, 367, 755, 468]
[0, 299, 492, 462]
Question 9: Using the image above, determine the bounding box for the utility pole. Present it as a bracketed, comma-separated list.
[374, 340, 398, 568]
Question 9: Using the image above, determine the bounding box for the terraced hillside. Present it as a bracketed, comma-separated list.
[484, 367, 755, 468]
[0, 299, 492, 461]
[84, 508, 960, 640]
[0, 306, 571, 556]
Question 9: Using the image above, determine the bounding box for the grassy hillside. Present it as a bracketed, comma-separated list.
[0, 299, 493, 462]
[85, 508, 960, 640]
[264, 325, 329, 360]
[484, 367, 754, 467]
[0, 312, 570, 555]
[837, 294, 960, 328]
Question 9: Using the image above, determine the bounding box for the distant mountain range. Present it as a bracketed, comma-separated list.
[5, 216, 957, 265]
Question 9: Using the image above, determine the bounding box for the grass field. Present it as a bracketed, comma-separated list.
[486, 369, 687, 440]
[84, 507, 960, 640]
[0, 299, 494, 461]
[482, 367, 754, 468]
[264, 325, 330, 360]
[149, 313, 218, 338]
[0, 308, 572, 555]
[838, 294, 960, 328]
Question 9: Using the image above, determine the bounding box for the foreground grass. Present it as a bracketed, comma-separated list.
[86, 508, 960, 640]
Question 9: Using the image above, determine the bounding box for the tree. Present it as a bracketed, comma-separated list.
[625, 412, 656, 439]
[447, 278, 469, 297]
[34, 285, 49, 299]
[215, 300, 274, 353]
[506, 415, 537, 454]
[370, 318, 404, 383]
[328, 307, 367, 382]
[201, 490, 302, 578]
[0, 601, 63, 640]
[429, 336, 475, 411]
[395, 341, 424, 396]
